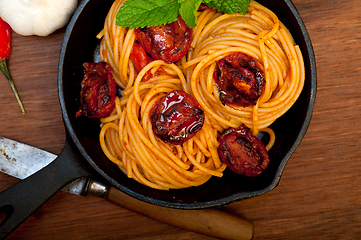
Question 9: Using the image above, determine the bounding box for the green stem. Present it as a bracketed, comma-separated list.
[0, 58, 26, 114]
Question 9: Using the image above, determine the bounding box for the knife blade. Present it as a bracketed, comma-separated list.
[0, 136, 88, 195]
[0, 136, 254, 240]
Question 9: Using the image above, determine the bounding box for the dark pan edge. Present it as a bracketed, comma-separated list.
[58, 0, 317, 209]
[58, 0, 157, 207]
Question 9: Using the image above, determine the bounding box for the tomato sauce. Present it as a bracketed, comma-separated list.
[218, 124, 270, 177]
[76, 62, 116, 118]
[134, 15, 192, 64]
[214, 52, 265, 107]
[150, 90, 204, 145]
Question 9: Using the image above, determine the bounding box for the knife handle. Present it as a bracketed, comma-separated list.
[91, 182, 254, 240]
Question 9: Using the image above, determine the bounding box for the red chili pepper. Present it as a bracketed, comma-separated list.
[0, 17, 25, 114]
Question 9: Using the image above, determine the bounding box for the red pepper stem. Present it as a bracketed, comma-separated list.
[0, 58, 25, 114]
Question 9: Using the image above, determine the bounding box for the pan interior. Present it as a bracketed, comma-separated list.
[58, 0, 316, 209]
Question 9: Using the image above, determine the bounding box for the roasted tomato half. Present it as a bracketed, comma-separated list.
[214, 52, 265, 107]
[218, 124, 270, 177]
[134, 15, 192, 64]
[130, 42, 155, 81]
[76, 62, 116, 118]
[150, 90, 204, 145]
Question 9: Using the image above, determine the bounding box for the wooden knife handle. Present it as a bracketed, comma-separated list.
[105, 186, 254, 240]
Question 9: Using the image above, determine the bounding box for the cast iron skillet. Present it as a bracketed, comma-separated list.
[0, 0, 317, 238]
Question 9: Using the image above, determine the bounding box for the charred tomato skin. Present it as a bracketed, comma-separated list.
[150, 90, 204, 145]
[76, 62, 116, 118]
[214, 52, 265, 107]
[218, 124, 270, 177]
[134, 15, 192, 64]
[129, 41, 154, 81]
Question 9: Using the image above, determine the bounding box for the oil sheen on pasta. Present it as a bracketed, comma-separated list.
[96, 0, 305, 190]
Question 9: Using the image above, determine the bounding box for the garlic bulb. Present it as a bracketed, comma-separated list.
[0, 0, 77, 36]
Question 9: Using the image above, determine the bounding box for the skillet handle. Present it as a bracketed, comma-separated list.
[103, 185, 254, 240]
[0, 139, 93, 239]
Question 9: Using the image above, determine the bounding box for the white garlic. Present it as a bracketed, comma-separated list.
[0, 0, 77, 36]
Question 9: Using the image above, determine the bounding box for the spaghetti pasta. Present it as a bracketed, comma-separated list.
[184, 1, 305, 137]
[96, 0, 305, 190]
[100, 66, 227, 190]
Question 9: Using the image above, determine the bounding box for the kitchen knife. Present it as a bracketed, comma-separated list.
[0, 136, 254, 240]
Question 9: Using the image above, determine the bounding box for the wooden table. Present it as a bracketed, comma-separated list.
[1, 0, 360, 239]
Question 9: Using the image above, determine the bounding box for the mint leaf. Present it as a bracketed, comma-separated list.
[179, 0, 202, 28]
[116, 0, 180, 29]
[115, 0, 251, 29]
[206, 0, 251, 14]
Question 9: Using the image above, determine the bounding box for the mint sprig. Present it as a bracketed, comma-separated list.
[179, 0, 203, 28]
[116, 0, 180, 29]
[116, 0, 251, 29]
[206, 0, 250, 15]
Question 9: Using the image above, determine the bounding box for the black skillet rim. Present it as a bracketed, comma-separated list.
[58, 0, 317, 209]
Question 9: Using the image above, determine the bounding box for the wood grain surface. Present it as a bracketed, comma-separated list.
[1, 0, 360, 239]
